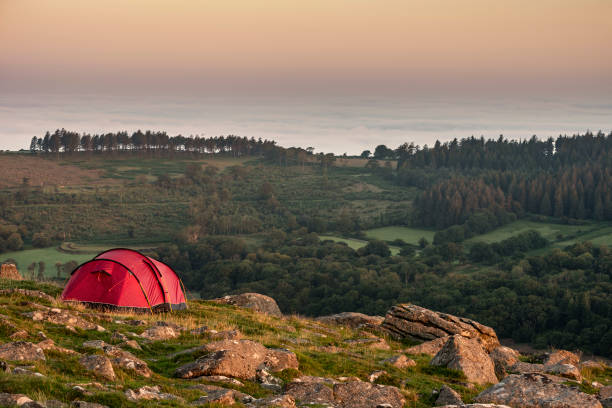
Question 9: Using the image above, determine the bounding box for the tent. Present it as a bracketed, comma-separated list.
[62, 248, 187, 312]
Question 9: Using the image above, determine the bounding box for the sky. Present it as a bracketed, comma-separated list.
[1, 0, 611, 153]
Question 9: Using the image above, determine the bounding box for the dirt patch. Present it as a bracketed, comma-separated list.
[0, 155, 113, 188]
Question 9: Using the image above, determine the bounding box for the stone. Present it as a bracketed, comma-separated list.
[70, 402, 109, 408]
[0, 360, 7, 372]
[475, 373, 603, 408]
[247, 395, 296, 408]
[344, 337, 390, 350]
[79, 355, 115, 381]
[209, 329, 242, 340]
[10, 330, 29, 340]
[582, 360, 607, 372]
[12, 367, 45, 377]
[109, 331, 128, 343]
[103, 345, 151, 377]
[368, 370, 387, 382]
[263, 348, 300, 372]
[22, 402, 48, 408]
[601, 399, 612, 408]
[316, 312, 384, 329]
[44, 400, 68, 408]
[256, 368, 283, 392]
[212, 292, 282, 316]
[544, 363, 582, 381]
[0, 263, 22, 280]
[82, 340, 107, 350]
[544, 350, 580, 366]
[405, 337, 449, 356]
[37, 339, 79, 355]
[0, 393, 34, 406]
[124, 386, 182, 402]
[285, 379, 335, 406]
[489, 346, 519, 379]
[140, 325, 177, 341]
[435, 385, 463, 406]
[190, 384, 252, 405]
[191, 326, 209, 335]
[119, 340, 142, 351]
[431, 335, 498, 385]
[380, 355, 416, 369]
[599, 385, 612, 399]
[437, 405, 511, 408]
[198, 375, 244, 386]
[382, 304, 499, 352]
[333, 381, 405, 408]
[0, 341, 46, 361]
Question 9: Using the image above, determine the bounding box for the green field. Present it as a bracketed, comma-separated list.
[319, 235, 400, 255]
[364, 226, 436, 245]
[464, 220, 612, 247]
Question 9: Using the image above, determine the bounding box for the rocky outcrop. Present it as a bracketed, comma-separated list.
[435, 385, 463, 406]
[489, 346, 519, 379]
[212, 293, 282, 316]
[0, 263, 22, 280]
[79, 355, 115, 381]
[508, 361, 582, 381]
[405, 337, 449, 356]
[284, 379, 335, 405]
[333, 381, 405, 408]
[264, 348, 299, 371]
[0, 341, 46, 362]
[475, 373, 603, 408]
[430, 335, 498, 385]
[382, 304, 499, 352]
[247, 395, 296, 408]
[316, 312, 384, 329]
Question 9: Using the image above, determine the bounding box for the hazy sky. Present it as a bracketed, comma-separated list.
[1, 0, 611, 151]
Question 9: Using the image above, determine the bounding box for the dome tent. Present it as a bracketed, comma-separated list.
[62, 248, 187, 312]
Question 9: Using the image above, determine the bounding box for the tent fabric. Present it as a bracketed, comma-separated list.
[61, 248, 187, 312]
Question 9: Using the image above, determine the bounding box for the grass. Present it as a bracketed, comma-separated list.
[364, 226, 436, 246]
[319, 235, 401, 255]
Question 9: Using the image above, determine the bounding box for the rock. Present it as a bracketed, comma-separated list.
[600, 385, 612, 399]
[285, 379, 335, 406]
[191, 326, 209, 335]
[10, 330, 29, 340]
[489, 346, 519, 379]
[103, 345, 151, 377]
[257, 368, 283, 392]
[0, 341, 46, 361]
[601, 398, 612, 408]
[431, 335, 498, 385]
[124, 319, 146, 326]
[197, 375, 244, 386]
[263, 348, 300, 372]
[109, 331, 128, 343]
[176, 340, 268, 380]
[12, 367, 45, 377]
[544, 350, 580, 366]
[247, 395, 296, 408]
[437, 405, 511, 408]
[316, 312, 384, 329]
[124, 386, 182, 402]
[210, 329, 242, 340]
[119, 340, 142, 351]
[37, 339, 79, 355]
[582, 360, 607, 372]
[0, 288, 55, 303]
[405, 337, 449, 356]
[79, 355, 115, 381]
[435, 385, 463, 406]
[82, 340, 107, 350]
[25, 309, 98, 330]
[22, 402, 48, 408]
[212, 292, 282, 316]
[0, 393, 34, 406]
[333, 381, 405, 408]
[475, 373, 603, 408]
[140, 325, 177, 341]
[508, 361, 582, 381]
[190, 384, 252, 405]
[0, 360, 7, 372]
[344, 337, 390, 350]
[44, 400, 68, 408]
[70, 402, 109, 408]
[380, 355, 416, 369]
[368, 370, 387, 382]
[383, 304, 499, 352]
[0, 263, 22, 280]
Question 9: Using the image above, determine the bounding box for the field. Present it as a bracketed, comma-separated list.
[364, 226, 436, 245]
[464, 220, 612, 247]
[319, 235, 401, 255]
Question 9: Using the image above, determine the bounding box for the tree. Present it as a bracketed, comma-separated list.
[37, 261, 45, 280]
[374, 145, 394, 159]
[6, 233, 23, 251]
[55, 262, 63, 278]
[360, 150, 371, 158]
[29, 137, 38, 152]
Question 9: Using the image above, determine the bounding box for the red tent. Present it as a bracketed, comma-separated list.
[62, 248, 187, 312]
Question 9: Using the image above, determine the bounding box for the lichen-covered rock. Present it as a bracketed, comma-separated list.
[435, 385, 463, 406]
[430, 335, 497, 385]
[383, 304, 499, 352]
[0, 341, 46, 362]
[103, 345, 151, 377]
[26, 309, 98, 331]
[190, 384, 252, 405]
[333, 381, 405, 408]
[284, 379, 335, 406]
[247, 394, 296, 408]
[38, 339, 79, 355]
[508, 361, 582, 381]
[124, 386, 182, 402]
[316, 312, 384, 329]
[475, 373, 603, 408]
[263, 348, 300, 372]
[489, 346, 519, 379]
[79, 355, 115, 381]
[212, 293, 282, 316]
[140, 325, 177, 341]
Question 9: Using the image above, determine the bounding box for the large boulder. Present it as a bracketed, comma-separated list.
[333, 381, 405, 408]
[544, 350, 580, 366]
[0, 341, 46, 362]
[382, 304, 499, 352]
[79, 354, 115, 381]
[284, 379, 335, 406]
[405, 337, 449, 356]
[489, 346, 519, 379]
[212, 293, 282, 316]
[316, 312, 384, 329]
[508, 361, 582, 382]
[0, 263, 22, 280]
[430, 335, 498, 385]
[435, 385, 463, 406]
[380, 354, 416, 369]
[475, 373, 603, 408]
